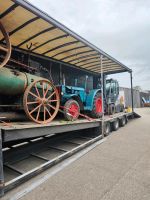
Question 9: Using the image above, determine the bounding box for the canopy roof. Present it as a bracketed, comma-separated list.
[0, 0, 131, 74]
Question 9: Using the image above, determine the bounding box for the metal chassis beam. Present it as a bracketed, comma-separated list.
[2, 121, 101, 143]
[0, 130, 4, 197]
[130, 72, 134, 112]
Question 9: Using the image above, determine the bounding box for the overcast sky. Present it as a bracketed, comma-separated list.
[29, 0, 150, 90]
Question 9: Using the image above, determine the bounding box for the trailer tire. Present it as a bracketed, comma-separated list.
[104, 122, 111, 136]
[120, 116, 126, 127]
[91, 93, 102, 118]
[64, 99, 80, 121]
[112, 119, 119, 131]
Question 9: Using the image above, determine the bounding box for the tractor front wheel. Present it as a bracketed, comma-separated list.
[64, 99, 80, 121]
[91, 93, 102, 118]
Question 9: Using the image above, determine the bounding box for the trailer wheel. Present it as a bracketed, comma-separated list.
[120, 116, 126, 127]
[64, 99, 80, 121]
[91, 93, 102, 118]
[112, 119, 119, 131]
[104, 122, 111, 136]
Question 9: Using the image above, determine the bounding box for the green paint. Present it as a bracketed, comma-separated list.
[0, 68, 26, 95]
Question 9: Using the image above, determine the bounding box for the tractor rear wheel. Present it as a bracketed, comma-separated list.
[91, 93, 102, 118]
[64, 99, 80, 121]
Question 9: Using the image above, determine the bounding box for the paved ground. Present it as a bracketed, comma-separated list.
[4, 108, 150, 200]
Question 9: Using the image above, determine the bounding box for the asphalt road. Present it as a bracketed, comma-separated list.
[4, 108, 150, 200]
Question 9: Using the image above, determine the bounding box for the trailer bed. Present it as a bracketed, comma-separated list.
[0, 112, 133, 143]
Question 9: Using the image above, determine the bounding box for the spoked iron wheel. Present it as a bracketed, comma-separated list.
[0, 21, 11, 68]
[23, 80, 60, 124]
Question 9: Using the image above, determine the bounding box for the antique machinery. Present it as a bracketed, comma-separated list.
[0, 21, 60, 124]
[104, 78, 124, 114]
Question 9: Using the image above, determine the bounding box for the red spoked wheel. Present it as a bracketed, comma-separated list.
[23, 79, 60, 124]
[95, 97, 102, 113]
[64, 99, 80, 121]
[0, 21, 11, 68]
[91, 93, 103, 118]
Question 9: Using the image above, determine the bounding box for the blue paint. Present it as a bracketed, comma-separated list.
[59, 85, 100, 111]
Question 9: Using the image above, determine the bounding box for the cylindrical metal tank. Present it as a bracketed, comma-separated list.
[0, 68, 27, 95]
[0, 67, 45, 95]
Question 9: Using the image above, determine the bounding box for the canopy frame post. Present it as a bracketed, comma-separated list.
[0, 130, 4, 197]
[130, 71, 134, 112]
[100, 54, 104, 137]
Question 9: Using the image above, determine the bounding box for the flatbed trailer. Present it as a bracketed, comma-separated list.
[0, 0, 140, 197]
[0, 112, 135, 143]
[0, 112, 140, 196]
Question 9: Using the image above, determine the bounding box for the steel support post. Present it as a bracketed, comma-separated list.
[100, 55, 104, 137]
[130, 71, 134, 112]
[0, 129, 4, 197]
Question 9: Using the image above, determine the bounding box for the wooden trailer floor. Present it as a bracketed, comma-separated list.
[0, 112, 132, 130]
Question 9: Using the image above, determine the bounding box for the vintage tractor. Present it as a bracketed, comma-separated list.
[58, 77, 122, 121]
[104, 78, 124, 114]
[0, 21, 60, 124]
[58, 76, 102, 121]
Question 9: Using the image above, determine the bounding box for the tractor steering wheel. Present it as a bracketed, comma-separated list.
[0, 21, 11, 68]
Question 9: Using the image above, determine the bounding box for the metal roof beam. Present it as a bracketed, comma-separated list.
[72, 56, 100, 65]
[17, 27, 56, 47]
[77, 59, 113, 67]
[0, 4, 18, 19]
[79, 60, 100, 67]
[85, 63, 119, 70]
[92, 67, 123, 73]
[62, 50, 96, 61]
[43, 40, 79, 55]
[32, 34, 69, 51]
[69, 53, 99, 63]
[52, 45, 86, 58]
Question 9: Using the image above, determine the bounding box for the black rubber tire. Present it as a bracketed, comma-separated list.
[64, 99, 80, 121]
[112, 119, 119, 131]
[108, 104, 115, 115]
[119, 116, 126, 127]
[91, 93, 102, 118]
[104, 122, 111, 136]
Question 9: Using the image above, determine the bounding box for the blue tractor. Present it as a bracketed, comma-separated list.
[57, 76, 122, 121]
[57, 75, 102, 121]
